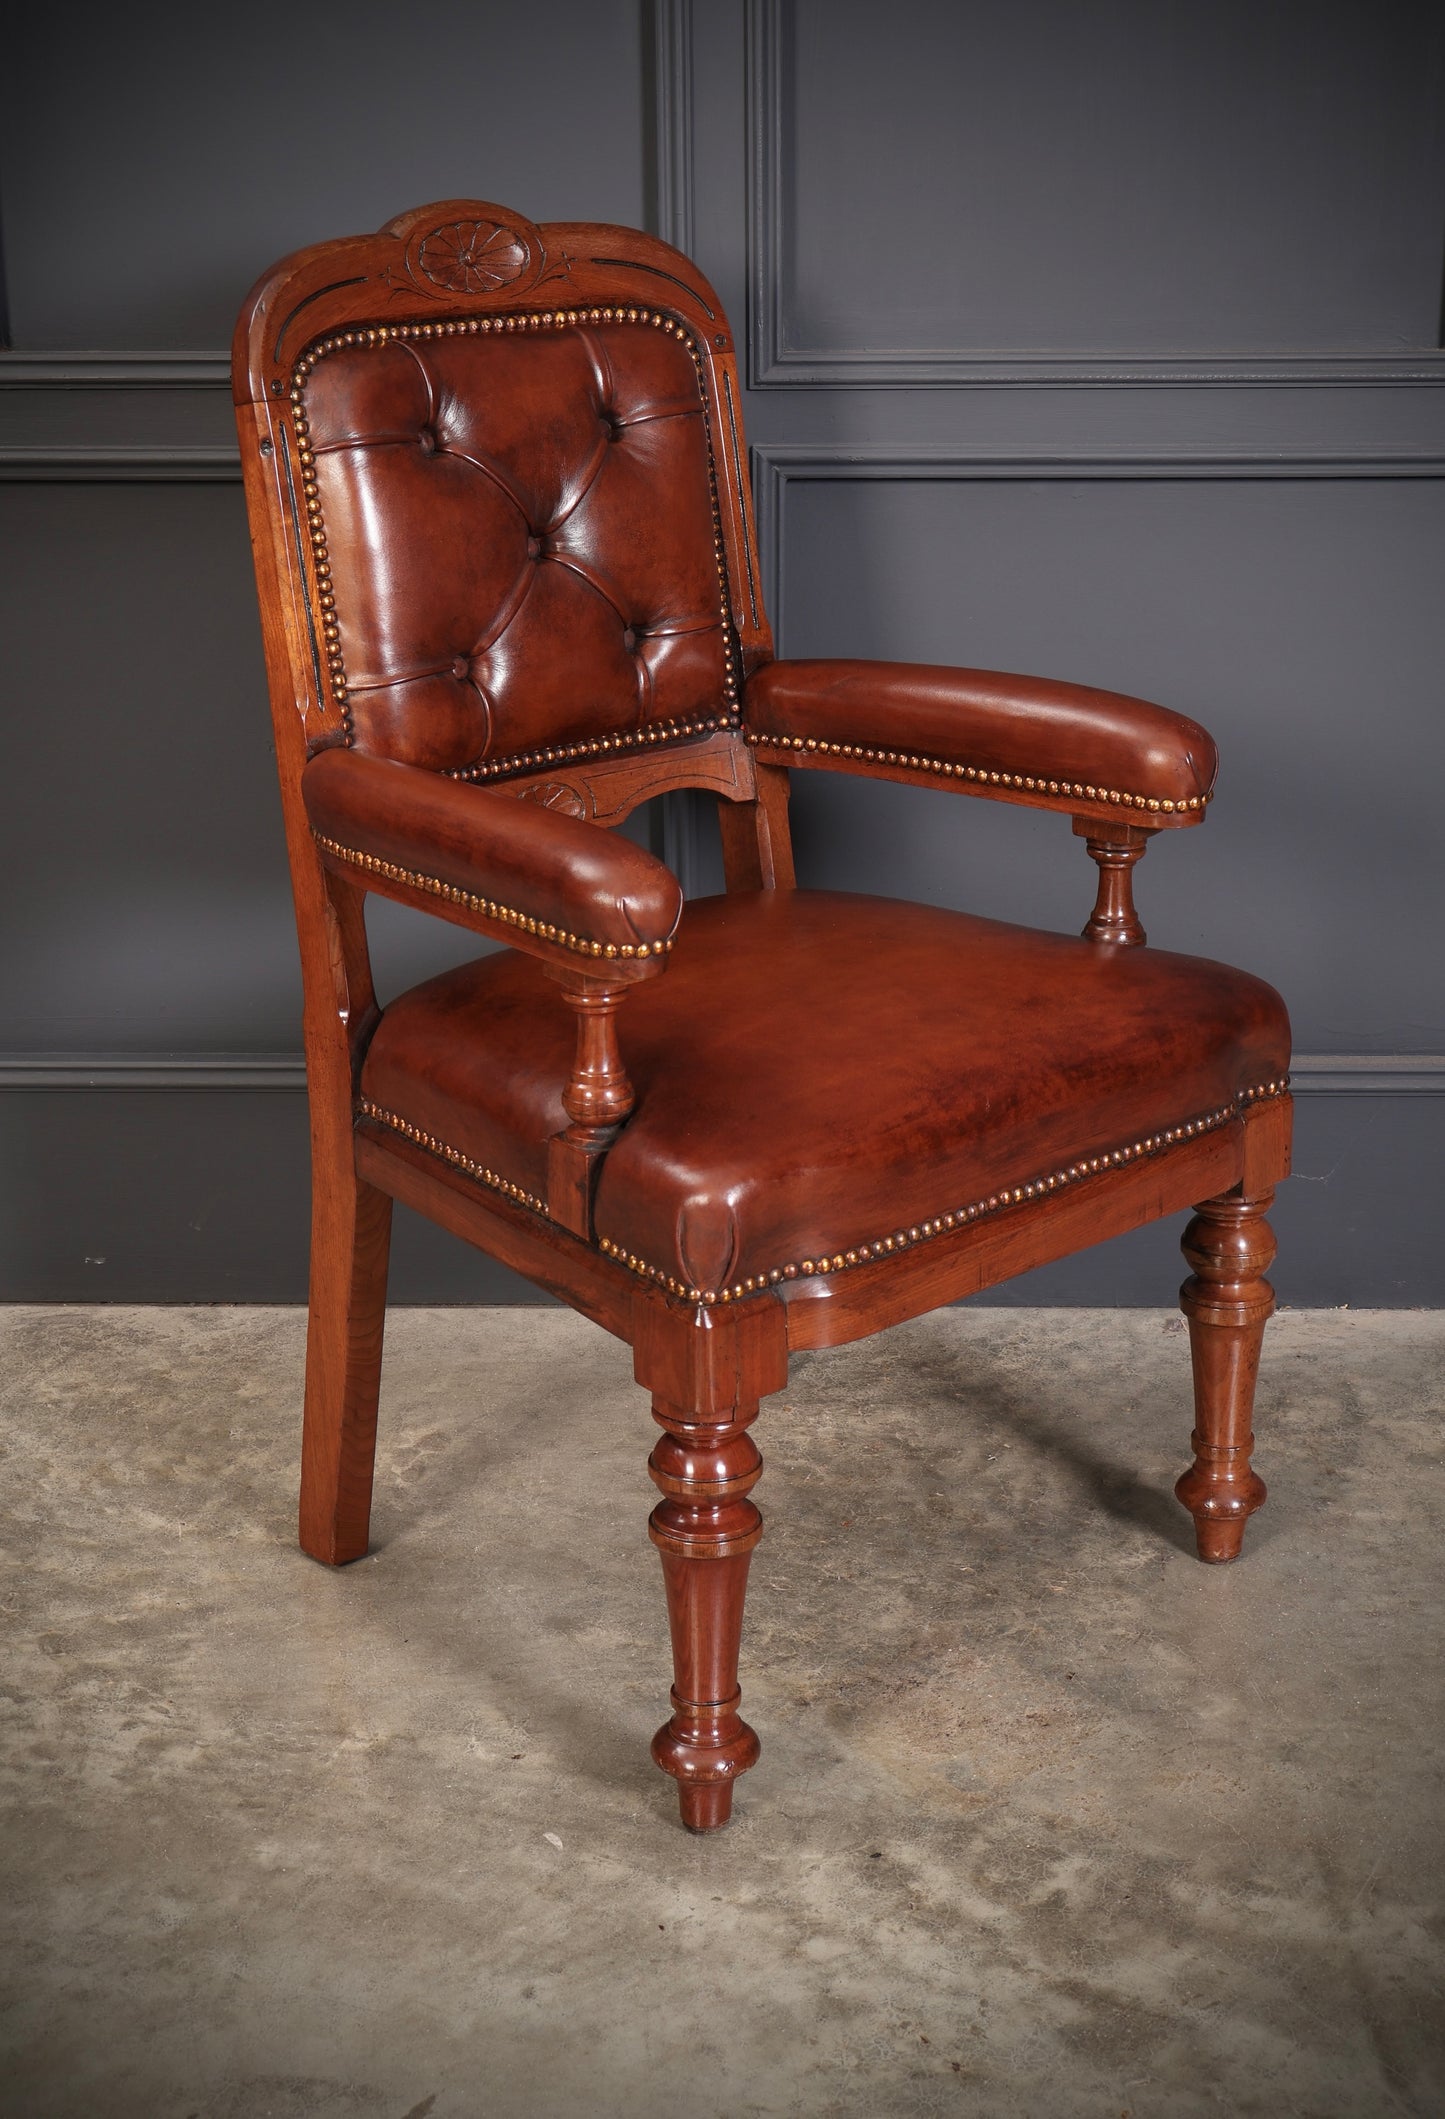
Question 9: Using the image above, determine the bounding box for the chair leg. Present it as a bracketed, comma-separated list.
[1176, 1188, 1276, 1563]
[647, 1396, 764, 1831]
[299, 1167, 393, 1566]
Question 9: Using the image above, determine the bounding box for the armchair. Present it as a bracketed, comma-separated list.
[234, 202, 1291, 1832]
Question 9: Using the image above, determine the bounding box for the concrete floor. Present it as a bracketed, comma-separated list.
[1, 1306, 1441, 2119]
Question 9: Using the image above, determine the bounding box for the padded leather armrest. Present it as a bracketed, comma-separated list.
[744, 659, 1218, 822]
[302, 747, 683, 966]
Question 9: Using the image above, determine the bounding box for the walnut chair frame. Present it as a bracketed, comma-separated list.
[234, 203, 1291, 1832]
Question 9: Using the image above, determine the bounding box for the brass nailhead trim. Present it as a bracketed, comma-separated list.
[447, 711, 740, 785]
[314, 834, 674, 960]
[744, 730, 1211, 816]
[596, 1079, 1290, 1305]
[359, 1100, 548, 1218]
[288, 307, 743, 758]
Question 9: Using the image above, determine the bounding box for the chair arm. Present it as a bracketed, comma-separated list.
[744, 659, 1217, 823]
[302, 746, 683, 970]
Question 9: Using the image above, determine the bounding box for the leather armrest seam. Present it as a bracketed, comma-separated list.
[743, 729, 1209, 817]
[314, 833, 676, 961]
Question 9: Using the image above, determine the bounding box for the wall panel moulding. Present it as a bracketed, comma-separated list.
[0, 1057, 307, 1092]
[748, 444, 1445, 636]
[743, 0, 1445, 390]
[1, 1055, 1438, 1099]
[0, 353, 231, 387]
[0, 447, 239, 480]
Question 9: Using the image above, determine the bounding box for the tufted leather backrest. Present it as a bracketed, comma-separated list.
[292, 310, 738, 780]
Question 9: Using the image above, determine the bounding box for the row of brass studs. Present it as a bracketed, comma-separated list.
[447, 710, 742, 784]
[287, 394, 341, 708]
[744, 730, 1210, 816]
[314, 834, 675, 959]
[358, 1100, 548, 1217]
[288, 305, 742, 749]
[597, 1079, 1290, 1304]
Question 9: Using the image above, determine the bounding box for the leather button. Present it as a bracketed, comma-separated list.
[526, 534, 542, 560]
[450, 657, 470, 680]
[418, 427, 436, 454]
[622, 627, 638, 653]
[600, 412, 620, 440]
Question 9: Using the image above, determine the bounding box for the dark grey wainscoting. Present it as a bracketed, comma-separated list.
[2, 0, 1441, 1304]
[0, 1085, 546, 1306]
[0, 1061, 1437, 1305]
[745, 0, 1445, 388]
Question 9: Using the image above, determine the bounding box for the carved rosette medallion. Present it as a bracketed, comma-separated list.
[416, 220, 527, 294]
[384, 206, 553, 304]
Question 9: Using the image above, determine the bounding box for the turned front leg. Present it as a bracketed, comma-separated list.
[1177, 1190, 1276, 1562]
[648, 1398, 763, 1831]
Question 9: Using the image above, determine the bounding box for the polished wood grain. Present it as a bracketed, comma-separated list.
[299, 1174, 393, 1564]
[1076, 817, 1151, 946]
[648, 1395, 765, 1829]
[505, 729, 758, 828]
[719, 759, 796, 892]
[1177, 1190, 1277, 1561]
[546, 972, 636, 1240]
[634, 1288, 786, 1824]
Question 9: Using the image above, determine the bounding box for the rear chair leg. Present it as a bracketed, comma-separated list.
[1176, 1189, 1276, 1562]
[648, 1396, 764, 1830]
[299, 1168, 393, 1566]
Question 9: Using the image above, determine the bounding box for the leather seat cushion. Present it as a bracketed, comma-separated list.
[360, 890, 1290, 1299]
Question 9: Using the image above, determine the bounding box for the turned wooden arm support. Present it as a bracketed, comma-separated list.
[303, 745, 682, 1240]
[744, 657, 1220, 947]
[743, 659, 1217, 827]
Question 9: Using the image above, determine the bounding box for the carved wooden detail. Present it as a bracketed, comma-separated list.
[516, 780, 589, 820]
[416, 219, 527, 294]
[1177, 1190, 1276, 1561]
[385, 204, 548, 305]
[1075, 816, 1151, 946]
[503, 728, 757, 831]
[545, 972, 636, 1240]
[648, 1394, 764, 1831]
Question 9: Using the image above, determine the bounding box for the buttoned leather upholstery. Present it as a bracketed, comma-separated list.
[360, 891, 1290, 1302]
[303, 322, 733, 774]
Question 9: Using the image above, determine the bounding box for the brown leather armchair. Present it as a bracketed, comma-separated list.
[234, 203, 1291, 1832]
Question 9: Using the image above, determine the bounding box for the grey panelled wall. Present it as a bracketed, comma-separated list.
[682, 0, 1445, 1306]
[0, 0, 648, 1303]
[1, 0, 1442, 1302]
